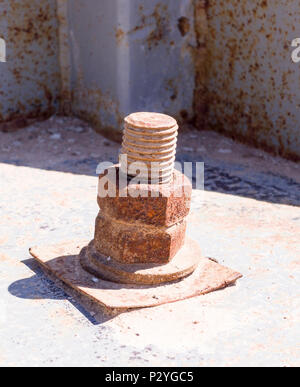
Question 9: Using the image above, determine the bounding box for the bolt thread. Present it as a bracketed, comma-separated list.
[120, 112, 178, 184]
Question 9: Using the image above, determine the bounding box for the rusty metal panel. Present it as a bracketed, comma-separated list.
[205, 0, 300, 160]
[66, 0, 196, 137]
[0, 0, 60, 123]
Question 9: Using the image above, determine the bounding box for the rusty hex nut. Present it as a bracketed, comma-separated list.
[97, 165, 192, 227]
[94, 213, 187, 264]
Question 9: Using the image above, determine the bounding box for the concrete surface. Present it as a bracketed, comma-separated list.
[0, 116, 299, 366]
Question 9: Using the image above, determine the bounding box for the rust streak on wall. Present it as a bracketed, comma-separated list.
[57, 0, 72, 115]
[193, 0, 209, 129]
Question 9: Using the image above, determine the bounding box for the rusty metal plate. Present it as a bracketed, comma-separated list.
[29, 240, 242, 311]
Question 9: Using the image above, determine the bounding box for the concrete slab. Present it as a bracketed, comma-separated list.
[0, 117, 299, 367]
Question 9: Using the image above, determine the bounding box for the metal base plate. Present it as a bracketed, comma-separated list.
[80, 238, 202, 285]
[29, 240, 242, 311]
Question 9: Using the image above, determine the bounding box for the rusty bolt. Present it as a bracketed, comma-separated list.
[120, 112, 178, 184]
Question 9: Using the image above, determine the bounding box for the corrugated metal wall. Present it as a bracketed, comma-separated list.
[0, 0, 60, 125]
[0, 0, 299, 159]
[205, 0, 300, 160]
[65, 0, 196, 138]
